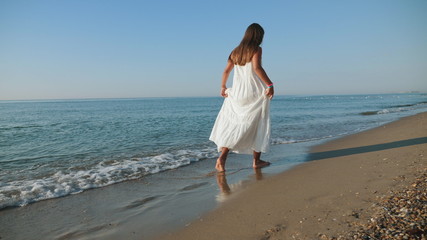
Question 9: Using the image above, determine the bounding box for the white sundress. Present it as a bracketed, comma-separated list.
[209, 61, 271, 154]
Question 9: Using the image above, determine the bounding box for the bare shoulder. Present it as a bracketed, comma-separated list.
[253, 47, 263, 58]
[224, 58, 234, 72]
[252, 46, 263, 62]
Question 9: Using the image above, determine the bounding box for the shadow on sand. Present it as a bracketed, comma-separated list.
[307, 137, 427, 161]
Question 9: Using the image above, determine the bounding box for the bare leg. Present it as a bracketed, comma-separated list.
[215, 147, 229, 172]
[253, 151, 270, 169]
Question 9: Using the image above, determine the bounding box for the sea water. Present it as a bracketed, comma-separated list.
[1, 93, 426, 209]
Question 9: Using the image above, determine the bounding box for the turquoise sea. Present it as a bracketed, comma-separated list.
[1, 93, 426, 210]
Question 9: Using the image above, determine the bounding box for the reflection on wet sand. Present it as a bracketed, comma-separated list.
[254, 168, 263, 180]
[216, 173, 231, 195]
[215, 168, 264, 202]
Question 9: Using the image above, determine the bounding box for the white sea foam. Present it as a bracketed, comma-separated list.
[377, 109, 390, 114]
[271, 135, 340, 145]
[361, 107, 410, 116]
[377, 107, 409, 115]
[271, 138, 298, 145]
[0, 148, 218, 209]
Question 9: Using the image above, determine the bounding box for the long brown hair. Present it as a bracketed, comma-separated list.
[229, 23, 264, 66]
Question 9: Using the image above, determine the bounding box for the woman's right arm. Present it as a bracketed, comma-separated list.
[220, 59, 234, 98]
[252, 47, 274, 99]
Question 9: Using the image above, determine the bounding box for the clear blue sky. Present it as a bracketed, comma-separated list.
[1, 0, 426, 100]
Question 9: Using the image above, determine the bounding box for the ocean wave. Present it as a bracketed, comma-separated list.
[0, 125, 43, 131]
[389, 101, 427, 109]
[360, 107, 406, 116]
[0, 148, 217, 209]
[271, 128, 368, 146]
[271, 135, 342, 145]
[271, 138, 298, 145]
[0, 122, 62, 131]
[360, 100, 427, 116]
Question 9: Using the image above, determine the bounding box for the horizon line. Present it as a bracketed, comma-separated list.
[0, 91, 424, 102]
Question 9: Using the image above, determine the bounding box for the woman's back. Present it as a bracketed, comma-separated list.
[230, 62, 266, 105]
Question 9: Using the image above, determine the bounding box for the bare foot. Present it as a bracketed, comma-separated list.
[253, 159, 270, 169]
[215, 158, 226, 172]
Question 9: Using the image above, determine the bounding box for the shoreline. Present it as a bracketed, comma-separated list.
[159, 112, 427, 240]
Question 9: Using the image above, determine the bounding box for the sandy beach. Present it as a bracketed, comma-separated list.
[160, 112, 427, 240]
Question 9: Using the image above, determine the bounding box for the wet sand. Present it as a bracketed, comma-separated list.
[160, 112, 427, 240]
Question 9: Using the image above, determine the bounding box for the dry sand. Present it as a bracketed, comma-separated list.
[160, 112, 426, 240]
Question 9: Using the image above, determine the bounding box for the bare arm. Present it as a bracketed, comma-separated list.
[220, 59, 234, 97]
[252, 47, 274, 99]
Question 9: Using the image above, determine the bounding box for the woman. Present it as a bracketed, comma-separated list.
[209, 23, 274, 172]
